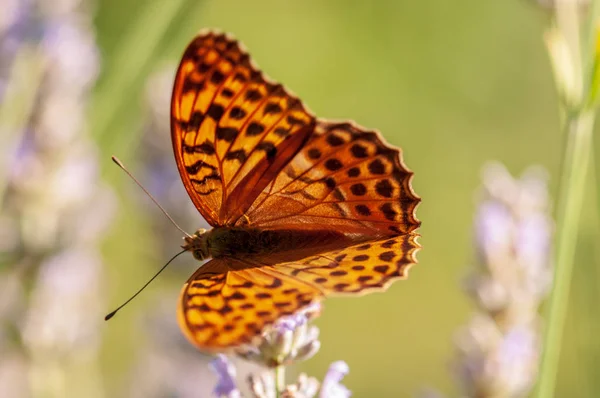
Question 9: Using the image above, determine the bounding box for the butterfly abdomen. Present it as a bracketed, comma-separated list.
[206, 226, 357, 264]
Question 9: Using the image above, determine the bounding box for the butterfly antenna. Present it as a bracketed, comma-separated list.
[105, 249, 187, 321]
[111, 156, 192, 238]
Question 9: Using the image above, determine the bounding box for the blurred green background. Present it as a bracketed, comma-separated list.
[94, 0, 596, 397]
[4, 0, 600, 397]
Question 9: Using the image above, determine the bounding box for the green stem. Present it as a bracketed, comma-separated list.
[91, 0, 190, 152]
[537, 109, 594, 398]
[275, 365, 285, 398]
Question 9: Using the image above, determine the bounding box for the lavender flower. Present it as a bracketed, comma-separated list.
[248, 370, 276, 398]
[0, 0, 35, 100]
[453, 162, 553, 397]
[236, 302, 322, 368]
[245, 360, 349, 398]
[211, 354, 242, 398]
[288, 373, 320, 398]
[249, 370, 321, 398]
[320, 361, 351, 398]
[0, 0, 113, 396]
[212, 302, 350, 398]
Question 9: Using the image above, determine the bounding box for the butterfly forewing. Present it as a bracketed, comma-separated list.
[171, 32, 316, 226]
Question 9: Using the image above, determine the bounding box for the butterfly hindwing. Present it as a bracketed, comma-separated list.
[178, 258, 323, 350]
[268, 233, 421, 295]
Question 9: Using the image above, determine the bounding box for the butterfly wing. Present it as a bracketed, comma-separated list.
[241, 120, 421, 238]
[178, 233, 419, 350]
[178, 258, 323, 350]
[171, 32, 316, 226]
[270, 233, 420, 295]
[174, 33, 422, 351]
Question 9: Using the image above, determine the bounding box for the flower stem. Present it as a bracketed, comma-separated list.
[275, 365, 285, 398]
[537, 109, 594, 398]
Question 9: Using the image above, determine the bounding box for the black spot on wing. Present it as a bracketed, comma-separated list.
[247, 122, 265, 136]
[308, 148, 321, 159]
[325, 158, 343, 171]
[207, 104, 225, 121]
[185, 160, 217, 175]
[355, 205, 371, 216]
[210, 70, 225, 84]
[245, 89, 262, 101]
[229, 107, 246, 120]
[264, 102, 282, 115]
[225, 149, 247, 162]
[368, 159, 386, 175]
[183, 140, 215, 155]
[350, 183, 367, 196]
[375, 180, 394, 198]
[256, 142, 277, 160]
[216, 127, 239, 142]
[221, 88, 234, 98]
[326, 134, 344, 147]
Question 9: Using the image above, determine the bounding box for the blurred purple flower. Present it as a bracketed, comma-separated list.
[211, 355, 242, 398]
[454, 162, 553, 397]
[0, 0, 113, 396]
[236, 302, 322, 368]
[496, 326, 538, 393]
[248, 370, 276, 398]
[320, 361, 351, 398]
[0, 0, 37, 100]
[245, 359, 349, 398]
[208, 302, 349, 397]
[23, 248, 104, 354]
[42, 20, 99, 90]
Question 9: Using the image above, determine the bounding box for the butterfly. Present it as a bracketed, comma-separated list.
[171, 31, 421, 351]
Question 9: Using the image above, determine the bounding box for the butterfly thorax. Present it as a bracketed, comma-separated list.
[183, 226, 362, 266]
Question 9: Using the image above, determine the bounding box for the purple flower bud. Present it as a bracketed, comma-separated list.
[453, 162, 552, 397]
[248, 371, 275, 398]
[320, 361, 351, 398]
[210, 355, 241, 398]
[236, 303, 322, 367]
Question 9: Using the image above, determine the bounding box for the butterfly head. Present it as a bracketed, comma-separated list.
[182, 228, 210, 261]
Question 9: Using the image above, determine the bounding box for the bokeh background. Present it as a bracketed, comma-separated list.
[2, 0, 599, 397]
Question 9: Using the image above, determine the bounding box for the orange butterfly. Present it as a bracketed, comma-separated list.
[171, 31, 421, 351]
